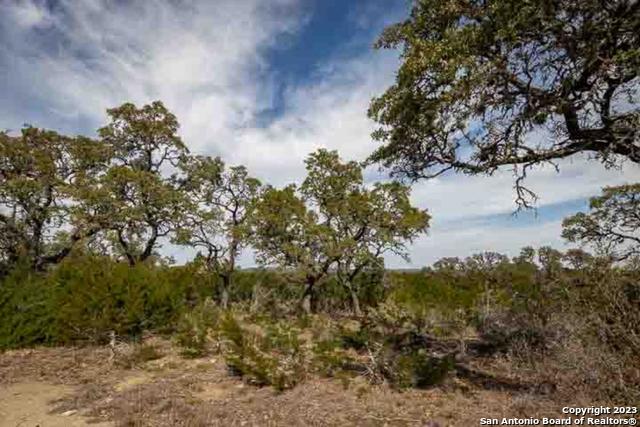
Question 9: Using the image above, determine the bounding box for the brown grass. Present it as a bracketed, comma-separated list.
[1, 335, 624, 426]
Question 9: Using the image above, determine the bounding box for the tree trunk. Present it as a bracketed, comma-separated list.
[221, 243, 237, 310]
[220, 274, 230, 309]
[126, 254, 136, 267]
[301, 278, 315, 315]
[117, 230, 136, 266]
[347, 283, 362, 317]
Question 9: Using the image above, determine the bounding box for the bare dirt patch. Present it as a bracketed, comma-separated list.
[0, 381, 113, 427]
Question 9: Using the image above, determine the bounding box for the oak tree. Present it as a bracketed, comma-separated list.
[250, 184, 337, 314]
[369, 0, 639, 205]
[176, 155, 261, 307]
[0, 128, 108, 272]
[562, 183, 640, 261]
[252, 149, 429, 315]
[97, 101, 189, 265]
[301, 149, 429, 315]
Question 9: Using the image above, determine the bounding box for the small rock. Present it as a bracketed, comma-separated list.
[62, 409, 77, 416]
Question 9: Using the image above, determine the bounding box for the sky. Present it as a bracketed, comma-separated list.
[1, 0, 639, 268]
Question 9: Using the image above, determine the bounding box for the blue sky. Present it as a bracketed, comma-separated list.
[1, 0, 638, 267]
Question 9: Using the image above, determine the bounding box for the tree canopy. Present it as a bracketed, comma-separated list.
[251, 149, 429, 314]
[563, 183, 640, 261]
[302, 150, 429, 315]
[0, 128, 108, 271]
[369, 0, 639, 205]
[176, 155, 262, 307]
[96, 101, 190, 265]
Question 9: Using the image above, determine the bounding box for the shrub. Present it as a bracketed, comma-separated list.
[338, 321, 374, 351]
[233, 269, 300, 315]
[391, 351, 455, 389]
[311, 337, 357, 378]
[0, 263, 57, 348]
[388, 271, 483, 316]
[117, 343, 164, 369]
[0, 255, 213, 348]
[218, 314, 307, 391]
[174, 299, 220, 358]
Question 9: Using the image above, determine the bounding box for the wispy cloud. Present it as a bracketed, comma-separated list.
[0, 0, 304, 136]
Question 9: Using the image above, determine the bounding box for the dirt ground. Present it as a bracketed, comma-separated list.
[0, 337, 600, 426]
[0, 382, 113, 427]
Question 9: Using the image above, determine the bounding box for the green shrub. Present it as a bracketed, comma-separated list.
[311, 338, 357, 377]
[0, 255, 213, 348]
[338, 323, 373, 351]
[230, 269, 385, 315]
[174, 299, 220, 358]
[388, 271, 483, 315]
[0, 263, 57, 348]
[218, 314, 306, 391]
[314, 270, 386, 314]
[391, 351, 455, 389]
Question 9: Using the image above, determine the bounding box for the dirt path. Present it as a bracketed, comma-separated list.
[0, 382, 113, 427]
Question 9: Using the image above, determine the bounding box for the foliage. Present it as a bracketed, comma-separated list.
[0, 261, 58, 348]
[563, 183, 640, 260]
[250, 184, 337, 313]
[174, 298, 221, 358]
[311, 337, 357, 378]
[176, 156, 261, 307]
[389, 270, 482, 316]
[335, 310, 456, 389]
[1, 96, 638, 402]
[0, 255, 211, 348]
[575, 262, 640, 358]
[302, 149, 429, 315]
[369, 0, 639, 205]
[391, 351, 455, 389]
[95, 101, 190, 265]
[1, 243, 638, 399]
[0, 128, 108, 272]
[218, 314, 307, 391]
[251, 149, 428, 314]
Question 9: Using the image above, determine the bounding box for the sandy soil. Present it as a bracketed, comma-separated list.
[0, 382, 113, 427]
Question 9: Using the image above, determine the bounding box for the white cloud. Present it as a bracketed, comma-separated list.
[410, 156, 640, 222]
[0, 0, 303, 137]
[228, 52, 399, 186]
[394, 155, 640, 268]
[4, 0, 52, 29]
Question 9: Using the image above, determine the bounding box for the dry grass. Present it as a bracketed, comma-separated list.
[0, 335, 623, 427]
